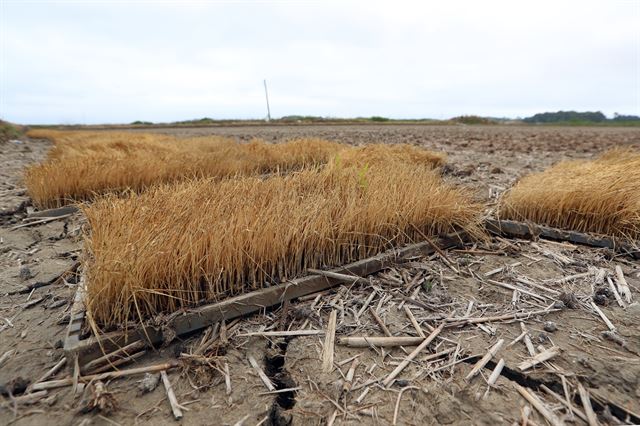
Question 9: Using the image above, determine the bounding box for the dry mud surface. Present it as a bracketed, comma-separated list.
[1, 125, 640, 426]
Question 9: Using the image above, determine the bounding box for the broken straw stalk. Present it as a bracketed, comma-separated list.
[465, 339, 504, 381]
[30, 362, 178, 391]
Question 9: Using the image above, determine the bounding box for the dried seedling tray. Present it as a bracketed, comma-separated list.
[64, 233, 467, 364]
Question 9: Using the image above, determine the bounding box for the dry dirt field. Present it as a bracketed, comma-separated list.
[1, 124, 640, 426]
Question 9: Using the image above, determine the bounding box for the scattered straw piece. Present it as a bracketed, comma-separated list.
[322, 310, 338, 373]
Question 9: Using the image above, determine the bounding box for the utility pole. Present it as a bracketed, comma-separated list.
[263, 79, 271, 122]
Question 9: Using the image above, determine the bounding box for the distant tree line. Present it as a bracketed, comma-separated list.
[612, 113, 640, 122]
[125, 112, 640, 127]
[523, 111, 640, 124]
[450, 115, 495, 125]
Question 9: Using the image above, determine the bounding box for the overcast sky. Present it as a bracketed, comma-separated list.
[1, 0, 639, 124]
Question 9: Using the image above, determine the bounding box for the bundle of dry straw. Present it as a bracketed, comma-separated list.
[83, 148, 481, 328]
[499, 149, 640, 239]
[24, 130, 345, 208]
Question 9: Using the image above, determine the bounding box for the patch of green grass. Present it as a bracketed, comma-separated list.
[369, 116, 390, 122]
[0, 120, 23, 142]
[450, 115, 495, 125]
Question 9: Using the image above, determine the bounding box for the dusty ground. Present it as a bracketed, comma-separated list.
[1, 124, 639, 426]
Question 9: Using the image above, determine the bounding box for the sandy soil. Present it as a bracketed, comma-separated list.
[1, 125, 639, 426]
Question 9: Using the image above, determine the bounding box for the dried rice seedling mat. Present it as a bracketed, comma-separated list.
[64, 144, 478, 364]
[81, 159, 480, 329]
[64, 232, 467, 365]
[25, 129, 446, 208]
[25, 130, 346, 208]
[498, 149, 640, 244]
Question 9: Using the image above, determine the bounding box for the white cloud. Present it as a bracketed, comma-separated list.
[1, 0, 638, 123]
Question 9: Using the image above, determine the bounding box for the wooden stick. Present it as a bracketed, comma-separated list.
[561, 375, 574, 421]
[161, 371, 183, 420]
[487, 358, 504, 386]
[28, 205, 78, 218]
[430, 354, 477, 374]
[357, 290, 377, 318]
[0, 349, 14, 368]
[400, 296, 436, 311]
[368, 307, 392, 337]
[446, 308, 559, 327]
[515, 277, 560, 296]
[232, 414, 250, 426]
[28, 357, 67, 392]
[219, 320, 228, 345]
[327, 409, 338, 426]
[465, 339, 504, 381]
[248, 355, 275, 391]
[31, 361, 177, 391]
[355, 386, 371, 404]
[607, 276, 626, 308]
[6, 390, 48, 405]
[80, 340, 145, 373]
[239, 330, 323, 337]
[520, 404, 531, 426]
[484, 262, 521, 277]
[322, 310, 338, 373]
[72, 355, 80, 396]
[258, 387, 302, 396]
[382, 323, 443, 386]
[540, 384, 588, 423]
[518, 346, 559, 371]
[577, 382, 598, 426]
[480, 358, 505, 400]
[614, 266, 632, 304]
[520, 322, 536, 356]
[593, 267, 606, 284]
[420, 347, 456, 362]
[464, 300, 474, 317]
[392, 386, 420, 425]
[426, 235, 460, 274]
[338, 336, 425, 347]
[554, 271, 591, 284]
[513, 383, 563, 426]
[194, 323, 220, 356]
[404, 306, 426, 338]
[507, 330, 528, 348]
[336, 354, 361, 367]
[10, 213, 73, 230]
[224, 362, 232, 395]
[307, 268, 368, 285]
[88, 350, 146, 374]
[511, 289, 520, 307]
[590, 300, 616, 332]
[342, 358, 359, 392]
[486, 280, 547, 301]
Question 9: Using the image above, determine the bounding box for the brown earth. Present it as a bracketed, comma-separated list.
[1, 125, 639, 426]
